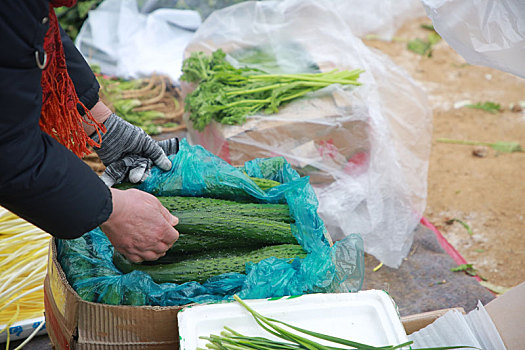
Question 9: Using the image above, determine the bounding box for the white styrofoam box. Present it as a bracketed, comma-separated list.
[0, 317, 46, 344]
[178, 291, 408, 350]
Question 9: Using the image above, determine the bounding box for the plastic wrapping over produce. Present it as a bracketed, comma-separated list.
[57, 140, 364, 306]
[182, 0, 432, 267]
[422, 0, 525, 79]
[333, 0, 426, 40]
[75, 0, 201, 81]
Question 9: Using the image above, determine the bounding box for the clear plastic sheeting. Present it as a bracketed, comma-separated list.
[422, 0, 525, 79]
[182, 0, 433, 267]
[334, 0, 426, 40]
[57, 140, 364, 306]
[75, 0, 201, 81]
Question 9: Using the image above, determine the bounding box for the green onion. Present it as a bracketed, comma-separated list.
[196, 295, 479, 350]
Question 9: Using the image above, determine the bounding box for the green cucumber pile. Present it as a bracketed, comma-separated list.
[113, 193, 305, 285]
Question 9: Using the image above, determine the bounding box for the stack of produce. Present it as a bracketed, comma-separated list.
[57, 140, 351, 306]
[84, 73, 186, 174]
[97, 73, 185, 136]
[0, 208, 49, 337]
[113, 180, 306, 285]
[181, 49, 363, 131]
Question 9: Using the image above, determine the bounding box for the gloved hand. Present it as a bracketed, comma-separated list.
[99, 138, 179, 187]
[92, 114, 179, 187]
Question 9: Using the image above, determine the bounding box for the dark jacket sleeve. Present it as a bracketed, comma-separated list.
[59, 26, 101, 111]
[0, 1, 112, 239]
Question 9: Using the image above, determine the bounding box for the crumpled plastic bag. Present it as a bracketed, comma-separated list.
[57, 140, 364, 306]
[182, 0, 432, 267]
[75, 0, 201, 81]
[422, 0, 525, 78]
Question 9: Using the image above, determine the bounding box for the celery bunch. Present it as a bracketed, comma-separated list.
[181, 50, 363, 131]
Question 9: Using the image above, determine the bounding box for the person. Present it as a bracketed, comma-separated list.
[0, 0, 179, 263]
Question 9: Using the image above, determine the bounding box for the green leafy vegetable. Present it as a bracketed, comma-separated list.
[479, 281, 510, 295]
[181, 49, 363, 131]
[420, 23, 436, 31]
[451, 264, 475, 273]
[451, 264, 486, 280]
[445, 218, 473, 236]
[96, 74, 182, 135]
[437, 138, 523, 153]
[464, 101, 502, 114]
[55, 0, 104, 40]
[407, 33, 441, 57]
[428, 32, 441, 45]
[408, 38, 432, 56]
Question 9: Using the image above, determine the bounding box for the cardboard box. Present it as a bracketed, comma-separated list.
[45, 236, 524, 349]
[183, 83, 372, 186]
[44, 238, 183, 349]
[400, 308, 465, 336]
[485, 282, 525, 349]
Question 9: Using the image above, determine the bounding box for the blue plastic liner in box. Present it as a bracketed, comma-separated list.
[57, 139, 364, 306]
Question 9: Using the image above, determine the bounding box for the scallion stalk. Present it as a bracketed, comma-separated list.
[196, 295, 480, 350]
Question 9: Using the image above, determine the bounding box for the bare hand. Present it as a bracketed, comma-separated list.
[100, 188, 179, 263]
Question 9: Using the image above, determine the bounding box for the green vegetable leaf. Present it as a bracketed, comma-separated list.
[445, 218, 473, 235]
[464, 101, 502, 113]
[113, 99, 141, 114]
[427, 32, 441, 45]
[181, 49, 363, 131]
[436, 138, 523, 153]
[421, 23, 436, 31]
[77, 1, 95, 18]
[451, 263, 486, 280]
[408, 32, 441, 57]
[479, 281, 510, 295]
[490, 141, 522, 153]
[451, 263, 474, 273]
[408, 38, 433, 56]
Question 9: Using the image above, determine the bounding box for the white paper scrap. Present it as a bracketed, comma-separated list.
[408, 301, 507, 350]
[465, 301, 506, 350]
[408, 309, 481, 349]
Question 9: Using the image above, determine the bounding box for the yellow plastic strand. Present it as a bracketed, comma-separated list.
[373, 262, 384, 272]
[13, 316, 46, 350]
[0, 206, 49, 339]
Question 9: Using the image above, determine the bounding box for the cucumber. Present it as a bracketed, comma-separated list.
[100, 283, 121, 305]
[159, 196, 294, 224]
[113, 244, 306, 284]
[148, 234, 265, 263]
[174, 211, 296, 245]
[249, 177, 281, 191]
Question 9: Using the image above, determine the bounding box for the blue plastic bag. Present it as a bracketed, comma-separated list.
[57, 140, 364, 306]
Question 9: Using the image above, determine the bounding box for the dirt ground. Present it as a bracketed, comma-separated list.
[364, 17, 525, 290]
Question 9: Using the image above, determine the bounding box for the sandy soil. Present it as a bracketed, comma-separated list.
[364, 17, 525, 290]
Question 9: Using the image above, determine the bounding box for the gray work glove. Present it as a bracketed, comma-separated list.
[99, 139, 179, 187]
[92, 114, 179, 187]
